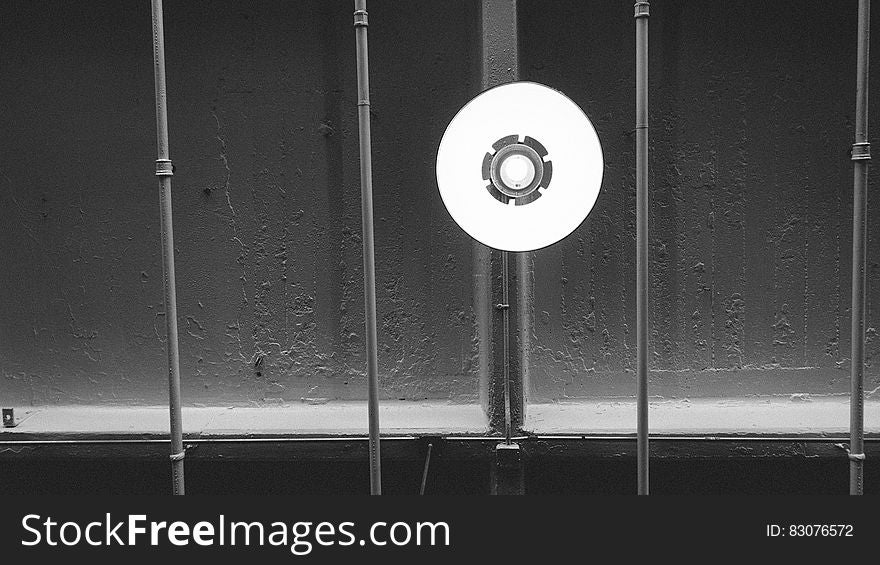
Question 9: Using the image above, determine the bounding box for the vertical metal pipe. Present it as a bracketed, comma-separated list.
[634, 1, 650, 496]
[501, 250, 512, 444]
[353, 0, 382, 495]
[850, 0, 871, 496]
[419, 442, 433, 495]
[150, 0, 185, 495]
[516, 250, 531, 428]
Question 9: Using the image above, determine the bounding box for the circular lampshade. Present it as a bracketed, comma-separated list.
[436, 81, 604, 252]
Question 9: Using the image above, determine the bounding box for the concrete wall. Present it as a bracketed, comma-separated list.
[1, 0, 877, 407]
[1, 0, 480, 405]
[523, 0, 880, 400]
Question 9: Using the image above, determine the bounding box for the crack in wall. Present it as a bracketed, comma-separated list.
[211, 109, 249, 366]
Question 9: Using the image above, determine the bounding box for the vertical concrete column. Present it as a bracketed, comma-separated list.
[478, 0, 530, 494]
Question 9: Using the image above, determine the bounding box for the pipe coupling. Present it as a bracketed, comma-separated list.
[155, 159, 174, 176]
[836, 443, 867, 461]
[852, 142, 871, 161]
[354, 9, 368, 27]
[634, 2, 650, 18]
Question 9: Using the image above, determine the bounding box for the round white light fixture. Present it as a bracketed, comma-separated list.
[436, 81, 604, 252]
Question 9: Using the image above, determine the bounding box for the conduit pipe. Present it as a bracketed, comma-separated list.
[501, 251, 512, 444]
[149, 0, 185, 495]
[849, 0, 871, 496]
[353, 0, 382, 495]
[634, 1, 650, 496]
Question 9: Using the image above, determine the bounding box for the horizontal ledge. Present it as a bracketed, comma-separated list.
[2, 435, 879, 462]
[2, 397, 878, 444]
[526, 397, 880, 435]
[0, 402, 488, 438]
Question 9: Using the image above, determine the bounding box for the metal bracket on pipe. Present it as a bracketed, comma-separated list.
[835, 442, 867, 461]
[852, 142, 871, 161]
[634, 2, 650, 18]
[354, 9, 368, 27]
[155, 159, 174, 176]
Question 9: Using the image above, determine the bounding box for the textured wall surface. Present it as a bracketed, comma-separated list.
[0, 0, 877, 407]
[0, 0, 480, 405]
[522, 0, 879, 400]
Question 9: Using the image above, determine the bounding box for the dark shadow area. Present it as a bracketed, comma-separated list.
[526, 458, 877, 495]
[4, 457, 874, 495]
[0, 459, 490, 495]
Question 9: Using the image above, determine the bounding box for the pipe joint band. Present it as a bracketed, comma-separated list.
[354, 10, 368, 27]
[836, 443, 866, 461]
[170, 451, 186, 462]
[852, 142, 871, 161]
[155, 159, 174, 176]
[357, 99, 370, 106]
[634, 2, 650, 18]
